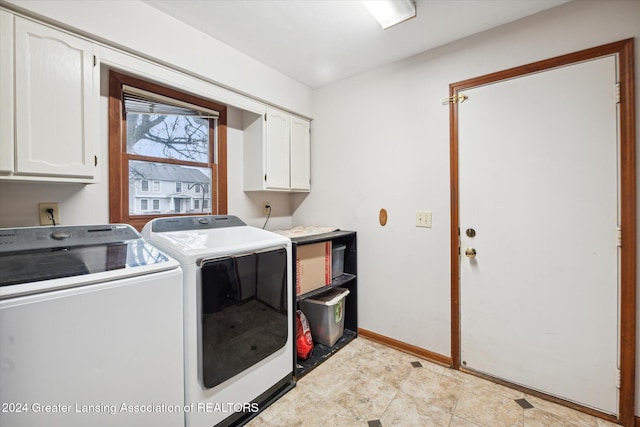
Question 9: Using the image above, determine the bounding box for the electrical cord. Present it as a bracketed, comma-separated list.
[262, 205, 271, 229]
[46, 208, 56, 226]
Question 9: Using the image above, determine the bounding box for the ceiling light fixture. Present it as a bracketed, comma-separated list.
[362, 0, 416, 30]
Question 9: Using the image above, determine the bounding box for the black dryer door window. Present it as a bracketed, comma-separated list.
[200, 247, 288, 389]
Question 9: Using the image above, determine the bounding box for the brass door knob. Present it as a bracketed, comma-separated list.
[465, 247, 477, 258]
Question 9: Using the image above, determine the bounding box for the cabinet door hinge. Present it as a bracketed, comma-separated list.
[617, 226, 622, 247]
[616, 368, 621, 389]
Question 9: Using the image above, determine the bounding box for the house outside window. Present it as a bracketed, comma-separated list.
[109, 71, 227, 230]
[128, 162, 212, 215]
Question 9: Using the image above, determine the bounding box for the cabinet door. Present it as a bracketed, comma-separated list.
[264, 108, 290, 190]
[14, 18, 95, 178]
[0, 11, 14, 174]
[290, 116, 310, 191]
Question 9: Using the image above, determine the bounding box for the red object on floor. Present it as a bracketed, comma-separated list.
[296, 310, 314, 360]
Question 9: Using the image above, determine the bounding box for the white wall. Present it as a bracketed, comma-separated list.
[294, 0, 640, 395]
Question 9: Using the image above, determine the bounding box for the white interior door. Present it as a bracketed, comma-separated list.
[458, 55, 619, 414]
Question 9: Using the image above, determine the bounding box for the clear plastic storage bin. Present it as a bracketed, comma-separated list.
[331, 244, 346, 279]
[299, 287, 350, 347]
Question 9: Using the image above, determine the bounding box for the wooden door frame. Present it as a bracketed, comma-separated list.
[449, 39, 636, 426]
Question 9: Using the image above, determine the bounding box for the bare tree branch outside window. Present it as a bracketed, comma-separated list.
[126, 113, 209, 163]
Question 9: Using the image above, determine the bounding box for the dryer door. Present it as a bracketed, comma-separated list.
[200, 247, 288, 389]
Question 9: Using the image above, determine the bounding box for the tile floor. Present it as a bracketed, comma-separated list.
[246, 337, 620, 427]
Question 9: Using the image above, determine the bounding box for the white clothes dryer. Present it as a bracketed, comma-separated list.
[142, 215, 294, 427]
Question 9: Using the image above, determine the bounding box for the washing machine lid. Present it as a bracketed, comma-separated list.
[142, 215, 291, 264]
[0, 224, 179, 299]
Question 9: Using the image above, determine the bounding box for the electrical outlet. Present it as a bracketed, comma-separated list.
[39, 203, 61, 226]
[263, 202, 271, 216]
[416, 211, 432, 228]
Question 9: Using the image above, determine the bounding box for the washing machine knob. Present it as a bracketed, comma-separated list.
[51, 230, 72, 240]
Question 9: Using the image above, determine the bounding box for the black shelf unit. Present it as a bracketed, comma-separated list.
[291, 230, 357, 379]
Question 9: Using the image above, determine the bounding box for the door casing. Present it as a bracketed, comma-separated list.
[449, 39, 636, 426]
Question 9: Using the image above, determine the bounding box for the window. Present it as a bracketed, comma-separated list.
[194, 199, 200, 210]
[109, 71, 227, 230]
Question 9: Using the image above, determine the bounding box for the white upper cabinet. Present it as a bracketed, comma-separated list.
[1, 15, 97, 182]
[0, 10, 14, 174]
[289, 116, 310, 191]
[264, 108, 291, 190]
[243, 107, 311, 192]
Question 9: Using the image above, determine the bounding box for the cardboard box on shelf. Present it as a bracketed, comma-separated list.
[296, 241, 332, 295]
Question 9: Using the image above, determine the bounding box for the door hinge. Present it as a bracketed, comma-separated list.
[616, 368, 621, 389]
[441, 94, 468, 105]
[264, 174, 267, 182]
[617, 227, 622, 247]
[94, 155, 98, 167]
[615, 82, 621, 104]
[93, 55, 97, 67]
[264, 113, 267, 121]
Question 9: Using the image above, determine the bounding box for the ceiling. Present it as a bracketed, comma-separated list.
[142, 0, 571, 89]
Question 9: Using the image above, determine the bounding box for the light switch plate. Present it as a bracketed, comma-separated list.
[416, 211, 432, 228]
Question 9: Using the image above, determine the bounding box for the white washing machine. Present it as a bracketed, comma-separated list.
[0, 224, 185, 427]
[142, 215, 294, 427]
